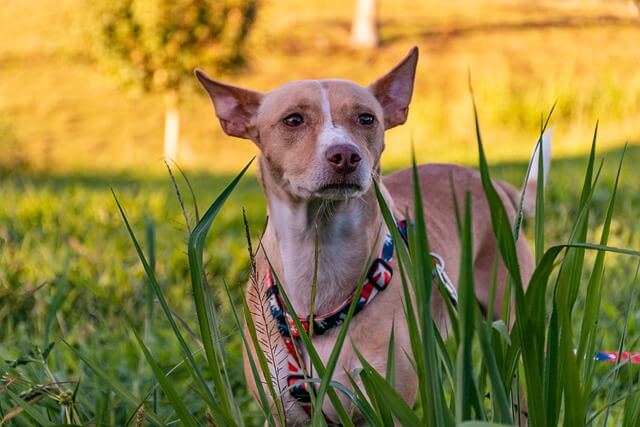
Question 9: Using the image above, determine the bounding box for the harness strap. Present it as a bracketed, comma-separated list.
[431, 252, 458, 306]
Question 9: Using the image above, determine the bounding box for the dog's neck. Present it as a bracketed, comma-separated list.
[259, 162, 387, 316]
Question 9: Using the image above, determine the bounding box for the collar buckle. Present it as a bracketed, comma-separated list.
[366, 258, 393, 291]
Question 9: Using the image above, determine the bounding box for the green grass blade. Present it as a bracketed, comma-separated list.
[43, 265, 70, 348]
[543, 298, 560, 427]
[61, 340, 165, 426]
[356, 363, 390, 425]
[187, 159, 254, 423]
[559, 242, 640, 257]
[577, 145, 626, 392]
[546, 148, 601, 425]
[603, 259, 640, 425]
[373, 181, 414, 275]
[431, 314, 456, 394]
[408, 154, 452, 427]
[374, 181, 434, 425]
[476, 316, 512, 424]
[309, 231, 319, 338]
[128, 322, 199, 427]
[533, 127, 549, 263]
[538, 158, 604, 424]
[358, 367, 394, 427]
[514, 103, 555, 242]
[385, 320, 396, 385]
[555, 124, 599, 317]
[469, 85, 545, 426]
[112, 191, 219, 410]
[622, 388, 640, 427]
[586, 384, 639, 426]
[144, 217, 157, 328]
[459, 422, 512, 427]
[125, 352, 201, 427]
[455, 193, 476, 423]
[344, 371, 383, 427]
[354, 348, 422, 427]
[6, 389, 53, 426]
[143, 216, 158, 413]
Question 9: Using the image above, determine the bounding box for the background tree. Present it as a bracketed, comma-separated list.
[92, 0, 258, 160]
[351, 0, 378, 48]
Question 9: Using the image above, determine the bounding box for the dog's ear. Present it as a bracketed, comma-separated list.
[369, 46, 419, 130]
[195, 69, 263, 140]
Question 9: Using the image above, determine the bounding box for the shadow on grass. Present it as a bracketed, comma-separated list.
[0, 166, 265, 206]
[381, 14, 640, 46]
[2, 143, 639, 207]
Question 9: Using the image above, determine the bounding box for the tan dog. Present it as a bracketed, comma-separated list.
[196, 47, 546, 425]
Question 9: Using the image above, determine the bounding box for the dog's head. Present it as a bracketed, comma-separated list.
[196, 47, 418, 201]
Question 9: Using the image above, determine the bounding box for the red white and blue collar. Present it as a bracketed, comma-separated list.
[266, 221, 400, 339]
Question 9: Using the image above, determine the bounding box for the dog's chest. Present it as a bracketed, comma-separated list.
[268, 203, 373, 314]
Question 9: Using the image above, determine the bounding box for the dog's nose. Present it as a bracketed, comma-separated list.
[326, 144, 362, 174]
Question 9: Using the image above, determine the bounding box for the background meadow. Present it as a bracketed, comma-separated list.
[1, 0, 640, 425]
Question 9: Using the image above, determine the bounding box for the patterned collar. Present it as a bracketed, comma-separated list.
[265, 220, 404, 339]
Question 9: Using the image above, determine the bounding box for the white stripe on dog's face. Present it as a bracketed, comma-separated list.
[317, 83, 356, 150]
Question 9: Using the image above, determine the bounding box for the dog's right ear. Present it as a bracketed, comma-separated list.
[195, 69, 263, 140]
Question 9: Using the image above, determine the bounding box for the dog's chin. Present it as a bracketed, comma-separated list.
[314, 182, 366, 200]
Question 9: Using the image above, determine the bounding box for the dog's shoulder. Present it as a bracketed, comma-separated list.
[382, 163, 479, 196]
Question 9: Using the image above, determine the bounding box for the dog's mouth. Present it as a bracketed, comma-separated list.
[315, 182, 364, 199]
[319, 183, 362, 191]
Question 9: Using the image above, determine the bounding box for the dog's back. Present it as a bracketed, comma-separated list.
[383, 163, 535, 321]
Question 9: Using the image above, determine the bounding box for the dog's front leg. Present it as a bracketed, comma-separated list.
[316, 326, 417, 424]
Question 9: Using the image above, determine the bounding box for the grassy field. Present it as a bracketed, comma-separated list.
[1, 0, 640, 425]
[2, 142, 640, 424]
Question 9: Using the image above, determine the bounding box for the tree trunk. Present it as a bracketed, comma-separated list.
[351, 0, 379, 48]
[163, 90, 180, 161]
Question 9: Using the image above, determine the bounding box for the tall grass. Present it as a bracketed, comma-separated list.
[2, 108, 640, 425]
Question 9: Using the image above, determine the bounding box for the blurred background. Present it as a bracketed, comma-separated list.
[1, 1, 639, 424]
[1, 0, 638, 174]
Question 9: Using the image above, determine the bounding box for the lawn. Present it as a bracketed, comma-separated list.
[2, 142, 639, 424]
[1, 0, 640, 424]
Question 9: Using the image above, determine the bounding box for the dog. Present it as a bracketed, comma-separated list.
[195, 46, 548, 425]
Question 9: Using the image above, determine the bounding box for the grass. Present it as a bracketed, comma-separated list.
[0, 0, 639, 173]
[1, 133, 640, 424]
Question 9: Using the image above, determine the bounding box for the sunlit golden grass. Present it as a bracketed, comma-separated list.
[0, 0, 639, 174]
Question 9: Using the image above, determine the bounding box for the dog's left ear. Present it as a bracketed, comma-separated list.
[369, 46, 419, 130]
[195, 69, 263, 141]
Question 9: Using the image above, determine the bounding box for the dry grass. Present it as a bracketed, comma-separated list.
[0, 0, 639, 174]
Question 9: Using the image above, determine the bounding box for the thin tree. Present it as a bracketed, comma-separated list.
[92, 0, 258, 160]
[351, 0, 378, 48]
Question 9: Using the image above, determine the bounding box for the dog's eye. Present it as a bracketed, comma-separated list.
[357, 113, 375, 126]
[283, 113, 304, 127]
